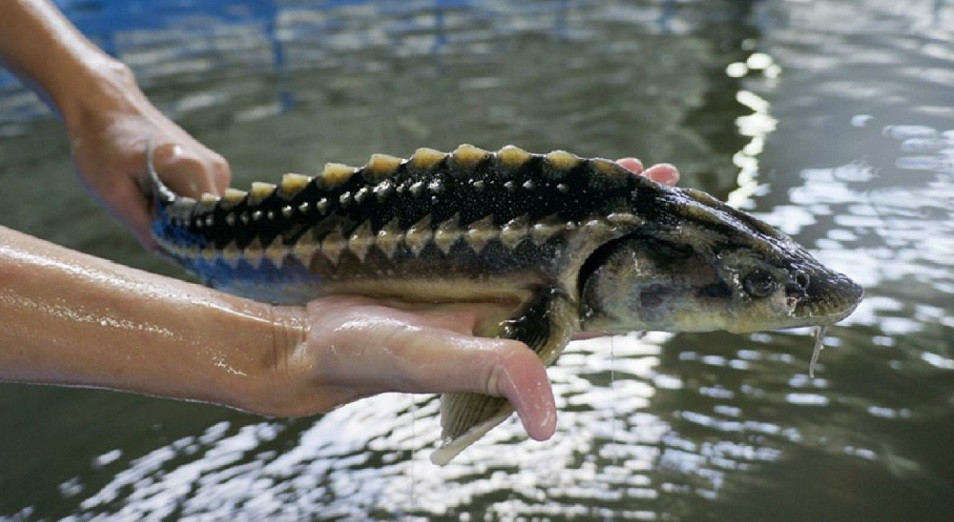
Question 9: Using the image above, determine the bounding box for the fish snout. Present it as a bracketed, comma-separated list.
[796, 269, 864, 322]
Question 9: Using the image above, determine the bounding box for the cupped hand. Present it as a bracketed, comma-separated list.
[274, 296, 558, 440]
[65, 66, 230, 248]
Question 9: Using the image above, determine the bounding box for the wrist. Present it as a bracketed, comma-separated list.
[57, 57, 142, 136]
[221, 304, 314, 417]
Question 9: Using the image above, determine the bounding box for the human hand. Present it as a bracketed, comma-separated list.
[64, 65, 230, 248]
[264, 296, 558, 440]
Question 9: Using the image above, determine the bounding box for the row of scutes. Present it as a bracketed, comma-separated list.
[155, 211, 645, 271]
[165, 144, 628, 217]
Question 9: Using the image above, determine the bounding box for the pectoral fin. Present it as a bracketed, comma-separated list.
[430, 287, 577, 465]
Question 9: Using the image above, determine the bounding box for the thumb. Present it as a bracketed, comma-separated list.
[402, 331, 558, 441]
[479, 339, 557, 441]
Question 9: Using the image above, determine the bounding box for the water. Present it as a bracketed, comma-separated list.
[1, 0, 952, 520]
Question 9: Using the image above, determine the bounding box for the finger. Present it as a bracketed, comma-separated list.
[642, 163, 680, 186]
[405, 301, 516, 338]
[100, 177, 159, 249]
[207, 150, 232, 194]
[317, 295, 515, 339]
[616, 157, 644, 174]
[396, 330, 557, 441]
[483, 341, 557, 440]
[151, 142, 228, 197]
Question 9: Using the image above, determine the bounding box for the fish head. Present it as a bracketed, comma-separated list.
[707, 241, 864, 333]
[579, 188, 863, 335]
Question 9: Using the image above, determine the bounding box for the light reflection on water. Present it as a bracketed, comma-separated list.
[1, 0, 953, 520]
[57, 334, 674, 520]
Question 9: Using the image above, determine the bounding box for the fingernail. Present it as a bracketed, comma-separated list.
[616, 157, 644, 174]
[645, 163, 680, 185]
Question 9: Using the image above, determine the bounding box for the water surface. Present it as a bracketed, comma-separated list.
[1, 0, 952, 520]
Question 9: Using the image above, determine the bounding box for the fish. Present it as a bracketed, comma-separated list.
[148, 144, 864, 464]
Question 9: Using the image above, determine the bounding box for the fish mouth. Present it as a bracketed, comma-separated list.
[793, 270, 864, 324]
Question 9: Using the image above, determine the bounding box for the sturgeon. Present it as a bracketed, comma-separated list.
[149, 144, 863, 464]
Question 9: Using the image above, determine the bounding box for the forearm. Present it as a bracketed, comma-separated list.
[0, 225, 306, 413]
[0, 224, 561, 438]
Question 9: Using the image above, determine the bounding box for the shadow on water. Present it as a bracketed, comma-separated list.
[0, 0, 952, 520]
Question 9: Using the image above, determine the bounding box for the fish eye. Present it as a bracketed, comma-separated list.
[743, 270, 778, 298]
